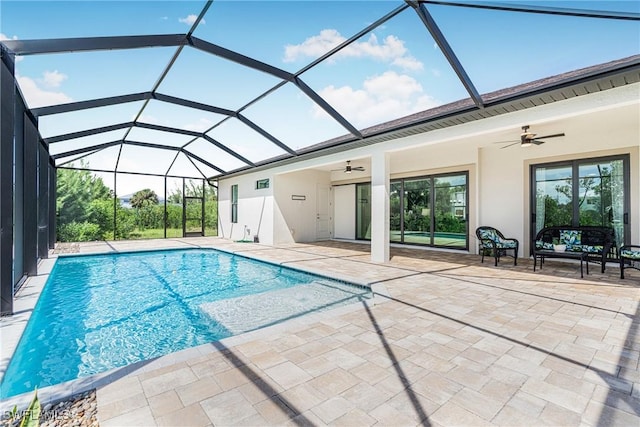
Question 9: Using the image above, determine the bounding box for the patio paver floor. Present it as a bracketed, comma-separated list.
[3, 237, 639, 426]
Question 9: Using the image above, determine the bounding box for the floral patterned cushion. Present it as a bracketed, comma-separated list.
[565, 244, 603, 254]
[478, 228, 498, 242]
[560, 230, 582, 252]
[478, 229, 516, 249]
[535, 240, 554, 250]
[621, 249, 640, 260]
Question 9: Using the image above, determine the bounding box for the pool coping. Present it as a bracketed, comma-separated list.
[0, 240, 390, 410]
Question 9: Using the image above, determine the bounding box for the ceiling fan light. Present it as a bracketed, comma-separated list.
[521, 141, 533, 148]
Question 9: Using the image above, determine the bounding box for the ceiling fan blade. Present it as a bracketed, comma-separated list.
[536, 132, 565, 139]
[531, 139, 546, 145]
[500, 141, 521, 149]
[492, 139, 518, 144]
[353, 167, 365, 171]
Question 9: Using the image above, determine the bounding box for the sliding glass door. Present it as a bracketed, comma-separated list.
[357, 172, 467, 249]
[531, 155, 629, 248]
[355, 183, 371, 240]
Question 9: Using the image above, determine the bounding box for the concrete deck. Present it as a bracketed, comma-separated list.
[2, 237, 639, 426]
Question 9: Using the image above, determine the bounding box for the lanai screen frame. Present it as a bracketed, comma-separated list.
[0, 1, 638, 315]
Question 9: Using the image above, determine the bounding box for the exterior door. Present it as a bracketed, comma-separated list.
[531, 155, 629, 249]
[183, 196, 204, 237]
[316, 185, 331, 240]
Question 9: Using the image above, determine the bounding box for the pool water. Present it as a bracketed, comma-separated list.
[0, 249, 371, 398]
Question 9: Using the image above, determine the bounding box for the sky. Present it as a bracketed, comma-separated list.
[1, 0, 639, 196]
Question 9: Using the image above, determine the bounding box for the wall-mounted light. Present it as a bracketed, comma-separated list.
[291, 195, 306, 201]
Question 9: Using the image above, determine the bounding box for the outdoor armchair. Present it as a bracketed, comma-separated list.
[475, 226, 519, 266]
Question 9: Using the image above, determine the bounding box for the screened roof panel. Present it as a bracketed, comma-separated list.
[193, 1, 401, 72]
[428, 3, 640, 94]
[183, 138, 248, 172]
[241, 82, 349, 151]
[155, 47, 284, 111]
[116, 144, 178, 175]
[58, 145, 123, 171]
[187, 157, 221, 179]
[15, 47, 176, 108]
[2, 1, 638, 180]
[0, 1, 205, 39]
[38, 102, 145, 138]
[48, 129, 127, 156]
[125, 127, 194, 147]
[138, 100, 227, 133]
[167, 152, 208, 178]
[206, 118, 289, 164]
[298, 7, 469, 129]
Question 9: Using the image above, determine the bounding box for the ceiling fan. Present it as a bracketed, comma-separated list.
[497, 125, 565, 149]
[332, 160, 365, 174]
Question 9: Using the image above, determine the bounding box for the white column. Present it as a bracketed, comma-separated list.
[370, 151, 390, 263]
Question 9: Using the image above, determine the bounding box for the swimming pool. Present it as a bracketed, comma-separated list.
[0, 248, 371, 398]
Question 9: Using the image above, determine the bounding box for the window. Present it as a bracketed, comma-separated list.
[357, 171, 468, 249]
[256, 179, 269, 189]
[231, 184, 238, 223]
[531, 155, 630, 249]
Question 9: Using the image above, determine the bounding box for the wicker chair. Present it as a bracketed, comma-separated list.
[620, 245, 640, 279]
[475, 226, 519, 266]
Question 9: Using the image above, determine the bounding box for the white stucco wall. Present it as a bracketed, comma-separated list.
[217, 171, 274, 244]
[272, 169, 332, 243]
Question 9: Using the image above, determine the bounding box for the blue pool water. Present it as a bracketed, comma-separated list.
[0, 249, 370, 398]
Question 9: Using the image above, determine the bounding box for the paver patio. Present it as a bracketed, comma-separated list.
[2, 237, 639, 426]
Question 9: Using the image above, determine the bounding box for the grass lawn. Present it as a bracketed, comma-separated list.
[128, 228, 218, 239]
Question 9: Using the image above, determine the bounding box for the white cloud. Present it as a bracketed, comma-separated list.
[17, 74, 72, 108]
[184, 118, 214, 133]
[314, 71, 439, 128]
[1, 33, 24, 62]
[137, 114, 161, 125]
[0, 33, 17, 41]
[40, 70, 68, 88]
[284, 29, 423, 72]
[179, 14, 204, 26]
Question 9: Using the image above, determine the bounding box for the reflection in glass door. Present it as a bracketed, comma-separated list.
[356, 183, 371, 239]
[578, 159, 626, 247]
[390, 182, 402, 243]
[402, 179, 430, 245]
[531, 155, 629, 248]
[534, 165, 573, 233]
[434, 175, 467, 248]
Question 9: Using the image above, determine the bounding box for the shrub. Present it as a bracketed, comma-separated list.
[57, 221, 102, 242]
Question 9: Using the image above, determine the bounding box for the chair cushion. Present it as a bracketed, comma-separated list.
[565, 244, 603, 254]
[535, 240, 554, 250]
[560, 229, 581, 246]
[478, 228, 499, 242]
[496, 240, 517, 249]
[621, 249, 640, 260]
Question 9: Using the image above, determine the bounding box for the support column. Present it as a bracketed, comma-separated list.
[37, 144, 49, 260]
[48, 161, 56, 248]
[370, 151, 390, 263]
[23, 114, 38, 276]
[0, 49, 15, 315]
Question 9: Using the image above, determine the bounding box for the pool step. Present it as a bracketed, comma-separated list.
[199, 281, 370, 335]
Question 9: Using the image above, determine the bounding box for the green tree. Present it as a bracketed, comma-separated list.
[130, 189, 159, 209]
[57, 164, 112, 242]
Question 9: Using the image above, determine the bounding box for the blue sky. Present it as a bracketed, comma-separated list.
[1, 0, 638, 195]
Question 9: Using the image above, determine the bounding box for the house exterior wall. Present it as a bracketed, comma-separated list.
[218, 83, 640, 258]
[272, 170, 331, 244]
[218, 171, 274, 244]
